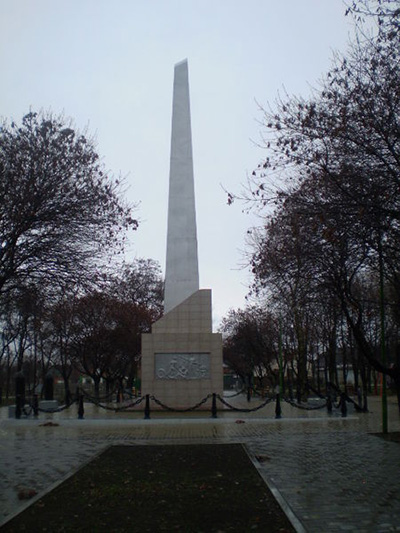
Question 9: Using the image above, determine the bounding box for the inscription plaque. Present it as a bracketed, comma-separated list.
[155, 353, 210, 380]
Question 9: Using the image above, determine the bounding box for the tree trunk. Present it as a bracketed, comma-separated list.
[296, 344, 308, 401]
[62, 375, 71, 405]
[360, 357, 368, 412]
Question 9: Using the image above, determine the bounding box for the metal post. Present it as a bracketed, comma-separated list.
[357, 387, 362, 408]
[78, 394, 84, 419]
[211, 393, 217, 418]
[15, 394, 22, 419]
[33, 394, 39, 417]
[327, 394, 333, 414]
[144, 394, 151, 420]
[246, 373, 252, 402]
[44, 372, 54, 401]
[340, 392, 347, 418]
[275, 392, 282, 419]
[279, 319, 284, 394]
[15, 371, 25, 411]
[362, 390, 369, 413]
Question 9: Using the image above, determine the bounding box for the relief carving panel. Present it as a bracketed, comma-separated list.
[155, 353, 210, 380]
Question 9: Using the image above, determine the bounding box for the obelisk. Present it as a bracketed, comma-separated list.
[140, 59, 223, 408]
[164, 59, 199, 313]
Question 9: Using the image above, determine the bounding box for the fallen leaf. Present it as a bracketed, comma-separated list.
[255, 455, 271, 463]
[17, 488, 38, 500]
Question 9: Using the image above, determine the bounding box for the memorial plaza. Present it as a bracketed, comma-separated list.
[1, 394, 399, 532]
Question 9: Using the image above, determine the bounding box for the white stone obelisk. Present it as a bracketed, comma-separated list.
[164, 59, 199, 313]
[140, 60, 223, 407]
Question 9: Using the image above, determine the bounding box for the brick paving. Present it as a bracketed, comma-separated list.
[0, 395, 399, 532]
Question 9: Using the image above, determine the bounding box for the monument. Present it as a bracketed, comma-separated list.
[140, 59, 223, 408]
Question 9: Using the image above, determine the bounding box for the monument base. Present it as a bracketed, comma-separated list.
[39, 400, 59, 412]
[141, 290, 223, 409]
[8, 405, 18, 418]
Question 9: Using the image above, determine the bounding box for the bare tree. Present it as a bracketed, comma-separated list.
[0, 111, 137, 302]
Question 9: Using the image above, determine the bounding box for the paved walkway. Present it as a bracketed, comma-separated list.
[0, 395, 399, 532]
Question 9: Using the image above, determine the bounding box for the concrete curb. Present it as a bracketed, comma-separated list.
[245, 446, 307, 533]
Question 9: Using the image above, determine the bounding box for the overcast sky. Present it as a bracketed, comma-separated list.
[0, 0, 355, 326]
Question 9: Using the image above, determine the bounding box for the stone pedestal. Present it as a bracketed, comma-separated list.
[141, 290, 223, 409]
[38, 400, 59, 412]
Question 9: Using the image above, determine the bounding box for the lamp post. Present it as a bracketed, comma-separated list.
[278, 319, 284, 395]
[378, 236, 388, 434]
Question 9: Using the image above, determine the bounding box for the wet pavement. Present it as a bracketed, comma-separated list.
[0, 395, 399, 532]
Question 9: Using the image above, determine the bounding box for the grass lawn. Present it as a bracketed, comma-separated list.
[2, 444, 295, 532]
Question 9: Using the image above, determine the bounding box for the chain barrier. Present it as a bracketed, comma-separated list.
[13, 384, 363, 419]
[80, 389, 118, 403]
[83, 395, 145, 412]
[121, 389, 141, 399]
[216, 394, 275, 413]
[73, 397, 117, 412]
[36, 400, 77, 413]
[116, 397, 146, 411]
[344, 395, 364, 412]
[327, 382, 364, 412]
[307, 383, 328, 399]
[282, 397, 328, 410]
[149, 394, 212, 412]
[16, 396, 77, 414]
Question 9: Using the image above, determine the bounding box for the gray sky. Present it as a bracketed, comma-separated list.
[0, 0, 354, 326]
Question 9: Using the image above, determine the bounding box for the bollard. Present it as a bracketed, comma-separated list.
[340, 392, 347, 418]
[288, 384, 294, 402]
[362, 391, 369, 413]
[144, 394, 151, 420]
[33, 394, 39, 417]
[247, 387, 251, 403]
[211, 393, 217, 418]
[275, 393, 282, 419]
[78, 394, 84, 419]
[15, 394, 22, 419]
[327, 395, 333, 414]
[44, 372, 54, 401]
[357, 387, 362, 407]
